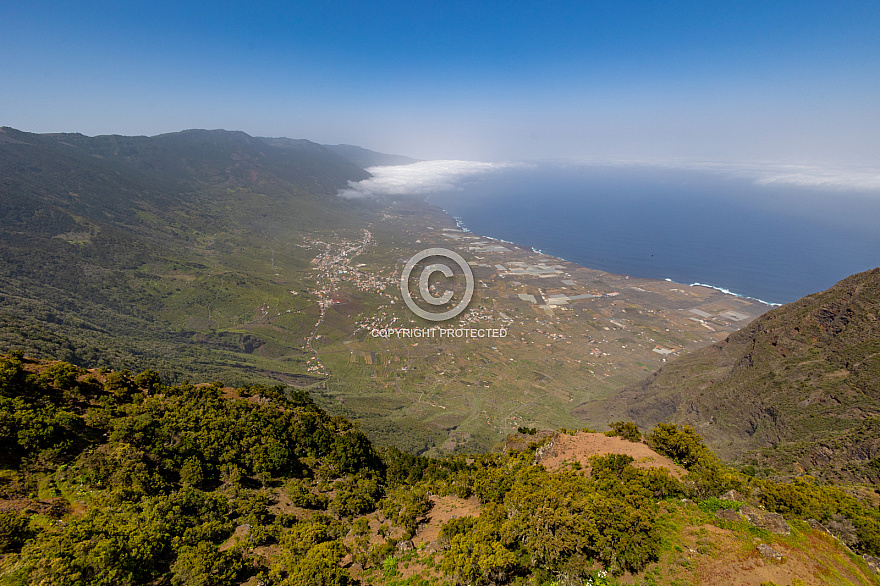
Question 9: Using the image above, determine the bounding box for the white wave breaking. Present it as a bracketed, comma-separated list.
[688, 282, 782, 307]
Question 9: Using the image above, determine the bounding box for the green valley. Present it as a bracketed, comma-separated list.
[0, 127, 769, 455]
[2, 127, 880, 584]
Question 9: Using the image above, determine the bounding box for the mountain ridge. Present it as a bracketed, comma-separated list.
[585, 267, 880, 481]
[0, 126, 389, 386]
[322, 143, 420, 168]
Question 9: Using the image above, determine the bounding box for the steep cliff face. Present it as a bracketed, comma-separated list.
[594, 267, 880, 480]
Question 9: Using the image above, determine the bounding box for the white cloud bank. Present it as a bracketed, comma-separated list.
[337, 160, 522, 199]
[749, 166, 880, 191]
[619, 160, 880, 191]
[339, 158, 880, 200]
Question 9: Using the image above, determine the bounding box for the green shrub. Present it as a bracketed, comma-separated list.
[283, 539, 351, 585]
[41, 362, 80, 389]
[606, 421, 642, 442]
[285, 479, 330, 510]
[757, 476, 880, 555]
[133, 369, 162, 390]
[699, 497, 743, 514]
[440, 503, 517, 584]
[647, 423, 709, 469]
[381, 485, 431, 533]
[0, 511, 34, 553]
[330, 475, 381, 518]
[170, 541, 246, 586]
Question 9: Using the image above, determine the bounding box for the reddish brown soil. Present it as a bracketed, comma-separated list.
[412, 494, 482, 548]
[687, 529, 873, 586]
[538, 432, 687, 478]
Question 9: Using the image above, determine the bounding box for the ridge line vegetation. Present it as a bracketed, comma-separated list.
[2, 352, 879, 585]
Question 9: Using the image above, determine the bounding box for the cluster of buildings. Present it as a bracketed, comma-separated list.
[304, 230, 395, 296]
[300, 229, 391, 376]
[352, 310, 399, 336]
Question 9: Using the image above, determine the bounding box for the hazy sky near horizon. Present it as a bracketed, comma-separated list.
[3, 1, 879, 165]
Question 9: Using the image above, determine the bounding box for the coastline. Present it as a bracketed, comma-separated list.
[684, 282, 781, 308]
[442, 207, 782, 309]
[328, 197, 774, 455]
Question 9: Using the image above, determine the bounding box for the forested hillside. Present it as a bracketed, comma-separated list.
[2, 352, 879, 585]
[321, 144, 420, 168]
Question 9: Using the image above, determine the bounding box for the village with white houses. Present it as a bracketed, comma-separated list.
[284, 208, 772, 453]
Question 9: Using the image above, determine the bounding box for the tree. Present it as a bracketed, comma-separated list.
[274, 537, 351, 586]
[441, 504, 518, 585]
[330, 475, 381, 518]
[180, 457, 205, 488]
[170, 541, 246, 586]
[380, 485, 431, 533]
[133, 369, 162, 391]
[606, 421, 641, 442]
[647, 423, 710, 468]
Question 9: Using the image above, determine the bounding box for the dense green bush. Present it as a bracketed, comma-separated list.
[758, 476, 880, 555]
[170, 542, 247, 586]
[330, 474, 382, 518]
[0, 511, 33, 553]
[605, 421, 642, 442]
[279, 539, 350, 586]
[0, 356, 84, 465]
[646, 423, 742, 498]
[270, 519, 350, 585]
[6, 354, 880, 584]
[284, 479, 330, 510]
[8, 488, 235, 586]
[440, 503, 517, 585]
[380, 485, 431, 533]
[647, 423, 709, 469]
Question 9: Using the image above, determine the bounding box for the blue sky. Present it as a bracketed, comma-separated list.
[2, 1, 879, 163]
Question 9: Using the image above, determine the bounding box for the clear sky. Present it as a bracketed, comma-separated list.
[2, 1, 879, 164]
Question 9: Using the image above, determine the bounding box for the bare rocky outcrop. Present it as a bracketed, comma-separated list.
[757, 543, 786, 562]
[532, 436, 556, 465]
[720, 489, 746, 502]
[714, 508, 741, 523]
[807, 518, 833, 536]
[740, 504, 790, 536]
[864, 555, 880, 574]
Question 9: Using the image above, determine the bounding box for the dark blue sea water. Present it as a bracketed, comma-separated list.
[429, 164, 880, 305]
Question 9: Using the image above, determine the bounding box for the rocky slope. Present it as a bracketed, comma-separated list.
[588, 267, 880, 481]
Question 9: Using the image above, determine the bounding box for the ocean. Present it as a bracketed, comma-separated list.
[428, 164, 880, 305]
